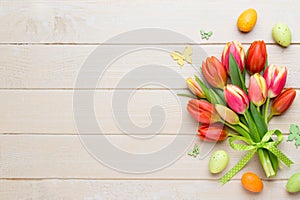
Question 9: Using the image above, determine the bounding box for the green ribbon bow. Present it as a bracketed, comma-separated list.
[220, 130, 293, 184]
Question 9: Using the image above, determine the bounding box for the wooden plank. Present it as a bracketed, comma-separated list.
[0, 0, 299, 43]
[0, 44, 299, 89]
[0, 135, 299, 179]
[0, 179, 299, 199]
[0, 90, 298, 134]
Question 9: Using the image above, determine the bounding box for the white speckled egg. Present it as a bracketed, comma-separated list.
[209, 150, 229, 174]
[272, 23, 292, 47]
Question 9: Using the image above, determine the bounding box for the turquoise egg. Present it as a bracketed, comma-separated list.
[209, 150, 229, 174]
[272, 23, 292, 47]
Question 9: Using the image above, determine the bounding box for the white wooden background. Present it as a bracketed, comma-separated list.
[1, 0, 300, 199]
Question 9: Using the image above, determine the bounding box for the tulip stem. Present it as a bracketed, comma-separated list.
[257, 105, 261, 114]
[243, 113, 249, 124]
[267, 113, 274, 122]
[264, 98, 270, 123]
[222, 121, 251, 140]
[238, 122, 249, 132]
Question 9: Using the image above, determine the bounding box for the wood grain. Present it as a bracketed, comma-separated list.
[0, 45, 299, 89]
[0, 90, 298, 134]
[1, 180, 299, 200]
[1, 0, 300, 198]
[0, 0, 299, 43]
[1, 135, 300, 179]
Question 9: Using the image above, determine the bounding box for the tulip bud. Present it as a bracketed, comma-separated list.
[263, 64, 287, 98]
[246, 40, 267, 74]
[224, 84, 249, 114]
[186, 78, 205, 98]
[271, 88, 296, 116]
[215, 104, 240, 125]
[198, 123, 228, 142]
[248, 73, 267, 106]
[187, 99, 220, 124]
[202, 56, 227, 89]
[222, 41, 246, 73]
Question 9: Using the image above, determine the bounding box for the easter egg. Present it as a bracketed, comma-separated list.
[272, 23, 292, 47]
[241, 172, 264, 193]
[209, 150, 229, 174]
[237, 8, 257, 33]
[286, 173, 300, 193]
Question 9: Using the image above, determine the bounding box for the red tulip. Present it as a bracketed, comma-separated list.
[248, 73, 267, 106]
[222, 41, 246, 73]
[198, 123, 228, 142]
[263, 64, 287, 98]
[186, 78, 205, 98]
[271, 88, 296, 116]
[224, 84, 249, 114]
[187, 99, 220, 124]
[202, 56, 227, 89]
[246, 40, 267, 74]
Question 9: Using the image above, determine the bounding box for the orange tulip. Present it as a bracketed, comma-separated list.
[187, 99, 220, 124]
[198, 123, 228, 142]
[202, 56, 227, 89]
[271, 88, 296, 116]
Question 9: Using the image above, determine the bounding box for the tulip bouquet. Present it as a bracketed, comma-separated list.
[186, 41, 296, 184]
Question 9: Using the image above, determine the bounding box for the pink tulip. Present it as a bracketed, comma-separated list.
[248, 73, 267, 106]
[263, 65, 287, 98]
[202, 56, 227, 89]
[186, 78, 205, 98]
[224, 84, 249, 114]
[222, 41, 246, 73]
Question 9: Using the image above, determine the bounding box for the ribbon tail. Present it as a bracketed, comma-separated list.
[266, 145, 294, 167]
[220, 149, 256, 185]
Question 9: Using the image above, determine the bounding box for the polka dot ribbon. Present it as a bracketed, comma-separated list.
[220, 130, 294, 185]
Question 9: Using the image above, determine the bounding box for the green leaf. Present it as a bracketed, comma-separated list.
[210, 89, 225, 105]
[244, 110, 260, 142]
[262, 58, 268, 74]
[229, 53, 247, 92]
[249, 102, 268, 139]
[194, 75, 211, 102]
[177, 93, 198, 99]
[213, 88, 226, 105]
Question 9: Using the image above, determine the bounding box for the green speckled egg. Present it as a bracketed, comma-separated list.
[209, 150, 229, 174]
[272, 23, 292, 47]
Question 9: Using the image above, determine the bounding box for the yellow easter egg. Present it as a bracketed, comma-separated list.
[237, 8, 257, 33]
